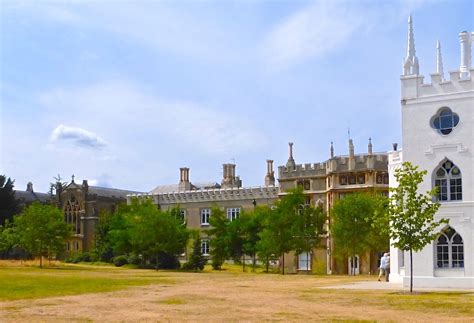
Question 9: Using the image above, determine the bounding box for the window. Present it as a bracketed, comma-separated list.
[64, 199, 81, 234]
[348, 175, 356, 185]
[227, 207, 241, 221]
[434, 160, 462, 201]
[297, 180, 311, 190]
[431, 107, 460, 135]
[339, 175, 348, 185]
[201, 239, 210, 256]
[298, 252, 311, 270]
[179, 209, 186, 224]
[200, 209, 211, 225]
[436, 227, 464, 268]
[357, 174, 365, 184]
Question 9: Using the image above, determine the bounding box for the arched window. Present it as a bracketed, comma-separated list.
[434, 160, 462, 201]
[64, 199, 82, 234]
[431, 107, 460, 135]
[436, 227, 464, 268]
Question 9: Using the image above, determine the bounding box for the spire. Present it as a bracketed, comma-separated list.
[330, 141, 334, 158]
[368, 137, 373, 155]
[403, 14, 419, 76]
[436, 40, 445, 80]
[286, 142, 296, 170]
[459, 31, 473, 79]
[348, 139, 354, 158]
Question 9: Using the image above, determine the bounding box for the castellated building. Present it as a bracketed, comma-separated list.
[278, 141, 389, 274]
[389, 17, 473, 288]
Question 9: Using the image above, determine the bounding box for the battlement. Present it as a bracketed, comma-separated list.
[278, 153, 388, 180]
[127, 186, 279, 205]
[401, 68, 474, 101]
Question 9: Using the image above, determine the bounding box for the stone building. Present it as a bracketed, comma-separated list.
[57, 177, 142, 254]
[278, 140, 389, 274]
[128, 161, 279, 258]
[14, 182, 52, 210]
[389, 16, 473, 288]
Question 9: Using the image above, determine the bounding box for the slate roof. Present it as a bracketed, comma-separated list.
[15, 190, 51, 203]
[88, 186, 144, 199]
[149, 182, 221, 194]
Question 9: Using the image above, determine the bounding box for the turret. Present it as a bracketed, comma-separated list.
[286, 142, 296, 170]
[459, 31, 473, 79]
[368, 138, 373, 156]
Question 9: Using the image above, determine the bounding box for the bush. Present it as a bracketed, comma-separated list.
[156, 252, 180, 269]
[113, 255, 128, 267]
[127, 254, 141, 265]
[64, 252, 93, 264]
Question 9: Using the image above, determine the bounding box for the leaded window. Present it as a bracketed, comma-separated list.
[436, 227, 464, 268]
[431, 107, 460, 135]
[226, 207, 241, 221]
[64, 198, 81, 234]
[434, 160, 462, 201]
[200, 208, 211, 226]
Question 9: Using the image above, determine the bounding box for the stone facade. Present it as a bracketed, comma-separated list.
[278, 141, 389, 274]
[389, 17, 473, 288]
[57, 177, 142, 254]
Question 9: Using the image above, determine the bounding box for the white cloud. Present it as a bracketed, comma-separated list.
[50, 124, 107, 149]
[262, 1, 365, 70]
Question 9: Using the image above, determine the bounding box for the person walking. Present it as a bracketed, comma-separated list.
[378, 253, 390, 282]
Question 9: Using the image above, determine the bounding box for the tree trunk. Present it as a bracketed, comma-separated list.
[252, 254, 256, 272]
[282, 253, 285, 275]
[410, 249, 413, 293]
[266, 259, 269, 273]
[39, 255, 43, 268]
[242, 254, 245, 272]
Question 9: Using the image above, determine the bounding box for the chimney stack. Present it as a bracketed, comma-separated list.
[178, 167, 191, 191]
[393, 143, 398, 151]
[222, 163, 240, 188]
[265, 159, 275, 187]
[26, 182, 33, 192]
[368, 137, 373, 155]
[330, 141, 334, 158]
[349, 139, 354, 158]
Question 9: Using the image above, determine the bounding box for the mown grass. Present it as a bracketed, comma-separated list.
[0, 262, 175, 301]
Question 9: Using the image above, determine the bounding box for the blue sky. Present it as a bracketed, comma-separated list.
[1, 0, 472, 193]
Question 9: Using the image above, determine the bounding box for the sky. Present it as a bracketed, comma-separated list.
[1, 0, 473, 193]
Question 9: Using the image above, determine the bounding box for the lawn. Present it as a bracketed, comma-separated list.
[0, 260, 472, 322]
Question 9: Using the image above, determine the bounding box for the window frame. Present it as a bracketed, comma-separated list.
[433, 160, 462, 202]
[201, 239, 210, 256]
[430, 107, 460, 136]
[200, 208, 211, 226]
[226, 207, 241, 221]
[435, 227, 464, 269]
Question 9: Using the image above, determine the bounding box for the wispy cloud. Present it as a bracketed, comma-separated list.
[50, 124, 107, 149]
[40, 81, 266, 155]
[262, 1, 365, 70]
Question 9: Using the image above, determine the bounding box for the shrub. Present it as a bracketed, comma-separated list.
[127, 254, 141, 265]
[156, 252, 180, 269]
[113, 255, 128, 267]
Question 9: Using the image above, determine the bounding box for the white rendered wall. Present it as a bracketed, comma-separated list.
[389, 68, 474, 289]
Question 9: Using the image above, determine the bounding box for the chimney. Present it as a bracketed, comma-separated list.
[26, 182, 33, 192]
[222, 163, 238, 188]
[286, 142, 296, 170]
[459, 31, 473, 79]
[265, 159, 275, 187]
[330, 142, 334, 158]
[393, 143, 398, 151]
[179, 167, 191, 191]
[368, 137, 373, 155]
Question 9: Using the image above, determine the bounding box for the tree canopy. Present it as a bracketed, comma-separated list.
[0, 175, 20, 226]
[14, 202, 70, 267]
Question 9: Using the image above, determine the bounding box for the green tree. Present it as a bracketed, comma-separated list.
[331, 193, 385, 275]
[108, 199, 189, 268]
[293, 203, 326, 270]
[388, 162, 446, 293]
[0, 175, 20, 225]
[257, 188, 304, 275]
[0, 220, 18, 258]
[184, 234, 208, 271]
[208, 207, 229, 270]
[241, 206, 269, 271]
[14, 202, 70, 267]
[93, 209, 114, 262]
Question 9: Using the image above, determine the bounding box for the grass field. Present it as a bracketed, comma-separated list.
[0, 260, 472, 322]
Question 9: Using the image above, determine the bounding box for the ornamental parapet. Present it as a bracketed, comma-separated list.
[127, 186, 279, 205]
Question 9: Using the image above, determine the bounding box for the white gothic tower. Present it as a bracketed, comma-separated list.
[389, 17, 474, 288]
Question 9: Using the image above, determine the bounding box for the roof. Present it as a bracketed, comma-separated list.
[15, 190, 51, 203]
[149, 182, 221, 194]
[88, 186, 144, 199]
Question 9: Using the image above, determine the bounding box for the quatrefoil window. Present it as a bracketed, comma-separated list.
[431, 107, 459, 135]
